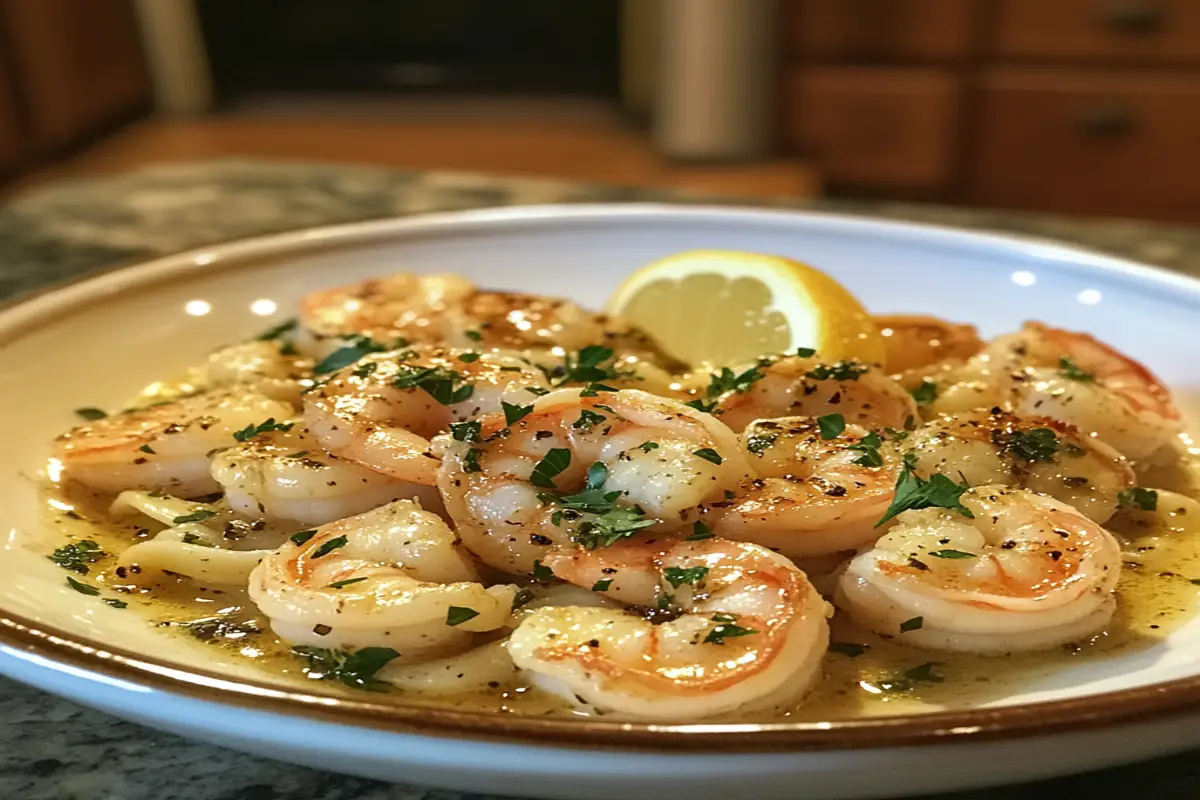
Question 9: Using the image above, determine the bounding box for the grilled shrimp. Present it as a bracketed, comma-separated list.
[709, 417, 903, 559]
[248, 499, 515, 656]
[506, 538, 829, 721]
[202, 340, 310, 404]
[931, 323, 1183, 461]
[54, 386, 294, 496]
[836, 485, 1122, 653]
[432, 388, 753, 574]
[904, 409, 1134, 523]
[209, 423, 440, 525]
[303, 345, 550, 485]
[876, 314, 984, 376]
[712, 354, 917, 433]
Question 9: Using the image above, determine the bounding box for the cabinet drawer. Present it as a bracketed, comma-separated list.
[992, 0, 1200, 62]
[782, 68, 960, 189]
[969, 69, 1200, 221]
[788, 0, 979, 61]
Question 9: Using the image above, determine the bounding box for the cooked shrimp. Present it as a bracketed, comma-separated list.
[54, 386, 294, 496]
[932, 322, 1183, 461]
[875, 314, 983, 377]
[297, 272, 476, 355]
[209, 424, 441, 525]
[248, 500, 515, 656]
[432, 388, 753, 574]
[712, 354, 918, 433]
[303, 345, 550, 485]
[905, 409, 1134, 523]
[203, 340, 310, 403]
[506, 538, 830, 721]
[709, 417, 902, 559]
[836, 485, 1122, 653]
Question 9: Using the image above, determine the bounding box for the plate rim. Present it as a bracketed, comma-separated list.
[7, 201, 1200, 753]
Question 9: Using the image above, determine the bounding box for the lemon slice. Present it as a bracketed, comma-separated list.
[607, 250, 884, 367]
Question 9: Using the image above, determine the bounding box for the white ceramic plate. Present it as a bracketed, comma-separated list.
[4, 205, 1200, 800]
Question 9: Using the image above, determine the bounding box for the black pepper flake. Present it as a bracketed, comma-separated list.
[530, 534, 552, 546]
[1048, 551, 1062, 561]
[824, 485, 847, 497]
[312, 624, 332, 636]
[1000, 541, 1017, 549]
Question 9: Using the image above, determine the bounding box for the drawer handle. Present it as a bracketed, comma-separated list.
[1100, 2, 1165, 33]
[1078, 105, 1136, 136]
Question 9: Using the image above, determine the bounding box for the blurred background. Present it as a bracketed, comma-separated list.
[0, 0, 1196, 222]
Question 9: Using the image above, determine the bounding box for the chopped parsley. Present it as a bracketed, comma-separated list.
[636, 441, 659, 453]
[180, 532, 215, 547]
[172, 510, 217, 525]
[1058, 356, 1095, 382]
[929, 549, 976, 559]
[311, 535, 349, 559]
[392, 365, 473, 405]
[327, 577, 368, 589]
[233, 417, 294, 442]
[138, 444, 156, 454]
[464, 329, 484, 342]
[805, 361, 868, 381]
[1118, 487, 1159, 512]
[877, 662, 944, 693]
[591, 579, 613, 592]
[848, 431, 884, 467]
[693, 447, 723, 465]
[910, 380, 938, 406]
[289, 529, 317, 545]
[703, 617, 758, 645]
[687, 520, 714, 541]
[74, 407, 107, 421]
[175, 616, 262, 641]
[463, 448, 483, 473]
[457, 352, 481, 363]
[663, 565, 708, 589]
[795, 346, 817, 358]
[449, 420, 482, 442]
[578, 382, 617, 397]
[540, 461, 621, 514]
[999, 427, 1059, 463]
[900, 616, 924, 633]
[66, 576, 100, 596]
[552, 345, 627, 386]
[531, 559, 555, 582]
[829, 642, 867, 657]
[511, 588, 535, 609]
[255, 317, 298, 341]
[292, 646, 400, 691]
[351, 361, 378, 379]
[104, 598, 128, 609]
[686, 365, 765, 412]
[875, 455, 974, 528]
[746, 433, 776, 455]
[572, 409, 608, 431]
[573, 507, 655, 550]
[530, 448, 572, 488]
[313, 334, 391, 374]
[48, 540, 104, 574]
[817, 413, 846, 440]
[446, 606, 480, 627]
[502, 401, 534, 426]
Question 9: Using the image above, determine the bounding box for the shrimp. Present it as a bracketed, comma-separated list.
[904, 409, 1134, 523]
[303, 345, 550, 485]
[209, 423, 441, 525]
[299, 271, 668, 362]
[506, 538, 830, 721]
[202, 340, 310, 403]
[836, 485, 1122, 653]
[931, 322, 1183, 461]
[54, 386, 294, 496]
[297, 272, 476, 355]
[248, 499, 515, 656]
[875, 314, 984, 388]
[432, 388, 753, 574]
[712, 354, 918, 433]
[709, 417, 902, 559]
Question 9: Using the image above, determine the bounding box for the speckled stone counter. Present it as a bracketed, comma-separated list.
[4, 159, 1200, 800]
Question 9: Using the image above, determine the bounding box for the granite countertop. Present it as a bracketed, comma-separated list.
[4, 159, 1200, 800]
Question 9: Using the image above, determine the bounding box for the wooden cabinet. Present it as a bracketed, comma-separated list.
[783, 68, 960, 189]
[781, 0, 1200, 222]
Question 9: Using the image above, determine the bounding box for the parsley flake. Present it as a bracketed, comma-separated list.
[848, 431, 884, 467]
[999, 427, 1059, 463]
[233, 417, 294, 442]
[446, 606, 480, 627]
[464, 448, 483, 473]
[591, 579, 613, 592]
[104, 598, 128, 609]
[311, 535, 349, 559]
[172, 510, 216, 525]
[693, 447, 723, 465]
[573, 508, 655, 550]
[313, 334, 391, 374]
[530, 448, 572, 488]
[293, 645, 400, 691]
[457, 352, 481, 363]
[929, 549, 976, 559]
[255, 317, 298, 341]
[49, 540, 104, 574]
[704, 619, 758, 645]
[817, 413, 846, 440]
[637, 441, 659, 453]
[449, 420, 482, 443]
[663, 565, 708, 588]
[392, 365, 473, 405]
[138, 444, 156, 454]
[900, 616, 924, 632]
[289, 529, 317, 545]
[572, 409, 607, 431]
[502, 401, 534, 426]
[66, 576, 100, 596]
[795, 346, 817, 358]
[1118, 487, 1158, 511]
[686, 365, 765, 412]
[553, 346, 627, 386]
[910, 380, 939, 406]
[74, 407, 107, 421]
[687, 520, 714, 541]
[327, 577, 368, 589]
[805, 361, 868, 381]
[531, 559, 555, 582]
[1059, 356, 1095, 382]
[875, 457, 974, 528]
[746, 433, 777, 455]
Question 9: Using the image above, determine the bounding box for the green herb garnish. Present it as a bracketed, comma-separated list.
[463, 448, 483, 473]
[446, 606, 480, 627]
[172, 510, 216, 525]
[48, 540, 104, 574]
[327, 577, 368, 589]
[687, 520, 714, 541]
[686, 365, 765, 413]
[530, 448, 571, 489]
[1118, 487, 1159, 511]
[138, 444, 156, 454]
[104, 598, 128, 609]
[233, 417, 294, 442]
[591, 579, 613, 592]
[1000, 427, 1059, 463]
[746, 433, 776, 455]
[848, 431, 884, 467]
[637, 441, 659, 453]
[573, 507, 655, 550]
[256, 317, 298, 341]
[74, 407, 107, 421]
[693, 448, 723, 465]
[531, 559, 555, 582]
[1059, 356, 1095, 382]
[311, 535, 348, 559]
[900, 616, 924, 633]
[703, 618, 758, 645]
[805, 361, 868, 381]
[292, 646, 400, 691]
[502, 401, 534, 426]
[392, 364, 474, 405]
[572, 409, 607, 431]
[817, 413, 846, 440]
[910, 380, 938, 406]
[289, 529, 317, 545]
[875, 455, 973, 528]
[457, 352, 481, 363]
[313, 334, 391, 374]
[929, 549, 976, 559]
[663, 566, 708, 589]
[66, 576, 100, 596]
[449, 420, 482, 443]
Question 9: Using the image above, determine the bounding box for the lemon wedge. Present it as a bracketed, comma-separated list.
[607, 250, 884, 367]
